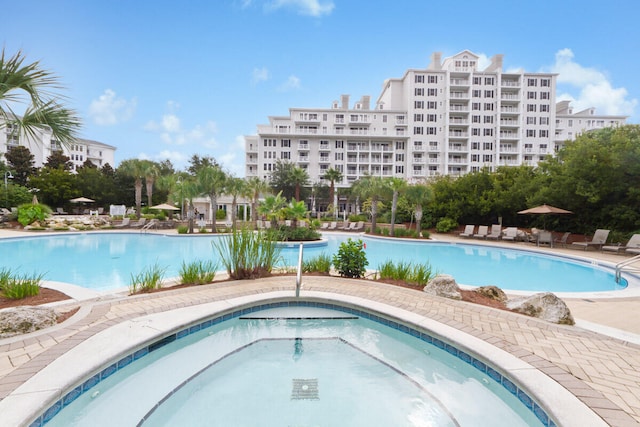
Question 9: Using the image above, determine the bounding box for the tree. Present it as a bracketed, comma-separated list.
[117, 159, 147, 218]
[225, 176, 246, 230]
[269, 161, 309, 201]
[352, 175, 387, 234]
[386, 177, 407, 237]
[28, 168, 76, 208]
[0, 49, 81, 147]
[4, 146, 36, 186]
[284, 199, 308, 228]
[289, 166, 309, 202]
[187, 154, 218, 175]
[324, 167, 343, 214]
[196, 165, 227, 233]
[405, 182, 432, 235]
[258, 191, 287, 228]
[245, 176, 271, 226]
[141, 160, 159, 208]
[44, 151, 72, 171]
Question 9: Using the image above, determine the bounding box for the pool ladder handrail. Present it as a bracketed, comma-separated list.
[615, 254, 640, 283]
[295, 242, 304, 297]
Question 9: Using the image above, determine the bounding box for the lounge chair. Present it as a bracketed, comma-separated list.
[114, 217, 131, 228]
[486, 224, 502, 240]
[603, 234, 640, 254]
[129, 218, 147, 228]
[328, 221, 337, 230]
[353, 221, 365, 231]
[320, 222, 329, 230]
[56, 207, 68, 215]
[459, 225, 475, 238]
[571, 229, 610, 251]
[501, 227, 518, 242]
[553, 232, 571, 248]
[473, 225, 489, 239]
[340, 221, 351, 231]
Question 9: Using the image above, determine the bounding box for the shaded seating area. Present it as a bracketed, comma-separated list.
[571, 229, 610, 251]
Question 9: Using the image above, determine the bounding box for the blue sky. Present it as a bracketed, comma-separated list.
[4, 0, 638, 176]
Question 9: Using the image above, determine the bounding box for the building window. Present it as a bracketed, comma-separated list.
[414, 101, 424, 109]
[395, 141, 405, 150]
[540, 117, 549, 125]
[414, 114, 424, 121]
[540, 104, 550, 112]
[335, 152, 343, 160]
[541, 78, 550, 87]
[426, 114, 437, 122]
[483, 154, 493, 162]
[527, 78, 537, 87]
[484, 116, 494, 124]
[526, 117, 536, 125]
[483, 142, 493, 150]
[472, 90, 481, 97]
[335, 140, 344, 148]
[527, 91, 537, 99]
[427, 101, 437, 109]
[396, 153, 404, 161]
[413, 127, 423, 135]
[473, 77, 481, 85]
[472, 115, 480, 123]
[484, 90, 494, 98]
[484, 103, 494, 111]
[539, 130, 549, 137]
[415, 74, 424, 83]
[483, 129, 493, 137]
[281, 152, 290, 159]
[527, 129, 536, 137]
[471, 142, 480, 150]
[472, 102, 481, 111]
[472, 128, 480, 136]
[484, 77, 494, 85]
[427, 88, 437, 96]
[426, 127, 437, 135]
[540, 92, 550, 100]
[428, 75, 437, 83]
[415, 88, 424, 96]
[396, 166, 404, 174]
[527, 104, 537, 112]
[281, 139, 290, 147]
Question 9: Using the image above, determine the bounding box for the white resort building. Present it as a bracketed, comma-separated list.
[0, 119, 116, 171]
[245, 50, 626, 187]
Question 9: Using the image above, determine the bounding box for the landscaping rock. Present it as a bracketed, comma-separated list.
[423, 274, 462, 300]
[474, 285, 507, 304]
[506, 292, 575, 325]
[0, 306, 58, 338]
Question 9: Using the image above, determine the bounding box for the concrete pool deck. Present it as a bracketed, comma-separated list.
[0, 229, 639, 425]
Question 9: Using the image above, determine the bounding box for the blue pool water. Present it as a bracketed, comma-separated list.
[42, 305, 547, 426]
[0, 232, 627, 292]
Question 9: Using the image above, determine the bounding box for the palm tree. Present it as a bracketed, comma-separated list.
[386, 177, 407, 237]
[141, 160, 159, 208]
[181, 178, 200, 234]
[289, 166, 309, 201]
[0, 49, 81, 147]
[118, 159, 147, 218]
[258, 191, 287, 228]
[285, 199, 308, 228]
[245, 176, 270, 227]
[352, 175, 387, 234]
[324, 167, 343, 214]
[225, 176, 246, 230]
[196, 165, 227, 233]
[405, 182, 432, 236]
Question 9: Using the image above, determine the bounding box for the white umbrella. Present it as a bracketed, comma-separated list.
[70, 197, 95, 203]
[150, 203, 180, 211]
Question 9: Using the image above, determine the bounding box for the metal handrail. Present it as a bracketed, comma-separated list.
[615, 254, 640, 283]
[295, 242, 304, 297]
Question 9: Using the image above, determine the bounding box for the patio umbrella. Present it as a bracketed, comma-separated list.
[150, 203, 180, 211]
[70, 197, 95, 203]
[518, 204, 572, 230]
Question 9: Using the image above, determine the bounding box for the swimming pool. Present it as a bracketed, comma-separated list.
[41, 304, 549, 426]
[0, 232, 628, 293]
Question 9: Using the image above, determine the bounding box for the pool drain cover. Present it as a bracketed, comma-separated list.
[291, 378, 319, 400]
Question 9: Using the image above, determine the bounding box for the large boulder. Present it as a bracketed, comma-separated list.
[474, 285, 507, 304]
[506, 292, 575, 325]
[0, 307, 58, 338]
[423, 274, 462, 300]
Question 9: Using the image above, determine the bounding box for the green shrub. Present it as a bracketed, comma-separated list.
[216, 209, 226, 220]
[265, 226, 321, 242]
[377, 259, 435, 287]
[348, 214, 367, 222]
[435, 218, 459, 233]
[17, 203, 51, 226]
[179, 260, 218, 285]
[0, 267, 43, 299]
[302, 253, 332, 274]
[177, 225, 189, 234]
[212, 228, 282, 279]
[129, 263, 166, 294]
[332, 238, 368, 278]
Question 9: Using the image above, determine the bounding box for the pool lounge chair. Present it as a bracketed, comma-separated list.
[55, 207, 68, 215]
[473, 225, 489, 239]
[486, 224, 502, 240]
[129, 218, 147, 228]
[320, 222, 329, 230]
[459, 225, 475, 238]
[571, 229, 610, 251]
[114, 217, 131, 228]
[536, 230, 553, 247]
[328, 221, 337, 230]
[501, 227, 518, 242]
[603, 234, 640, 254]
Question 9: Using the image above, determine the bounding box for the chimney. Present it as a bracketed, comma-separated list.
[341, 94, 350, 109]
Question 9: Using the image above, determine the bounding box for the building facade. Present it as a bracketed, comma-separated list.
[0, 119, 116, 171]
[245, 50, 626, 187]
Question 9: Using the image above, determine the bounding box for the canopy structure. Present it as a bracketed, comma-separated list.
[150, 203, 180, 211]
[69, 197, 95, 203]
[518, 204, 573, 215]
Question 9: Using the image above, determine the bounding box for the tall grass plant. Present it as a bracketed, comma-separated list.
[212, 228, 282, 279]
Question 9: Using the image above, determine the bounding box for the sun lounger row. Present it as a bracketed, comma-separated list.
[320, 221, 365, 232]
[459, 224, 503, 240]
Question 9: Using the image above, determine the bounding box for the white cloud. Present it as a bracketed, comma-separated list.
[278, 75, 301, 91]
[266, 0, 334, 17]
[544, 49, 637, 117]
[476, 53, 491, 71]
[89, 89, 136, 126]
[252, 67, 270, 85]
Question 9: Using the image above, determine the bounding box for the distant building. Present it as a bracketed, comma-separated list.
[0, 119, 115, 171]
[245, 50, 626, 187]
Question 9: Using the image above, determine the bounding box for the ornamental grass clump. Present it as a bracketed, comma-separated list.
[129, 263, 166, 294]
[179, 260, 218, 285]
[0, 267, 43, 299]
[302, 253, 332, 274]
[377, 259, 436, 287]
[212, 228, 281, 279]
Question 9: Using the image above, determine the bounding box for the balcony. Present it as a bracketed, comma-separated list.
[448, 144, 467, 152]
[319, 143, 331, 151]
[298, 144, 309, 150]
[500, 94, 519, 100]
[450, 78, 470, 87]
[297, 157, 310, 163]
[448, 131, 469, 138]
[499, 132, 519, 140]
[501, 79, 520, 87]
